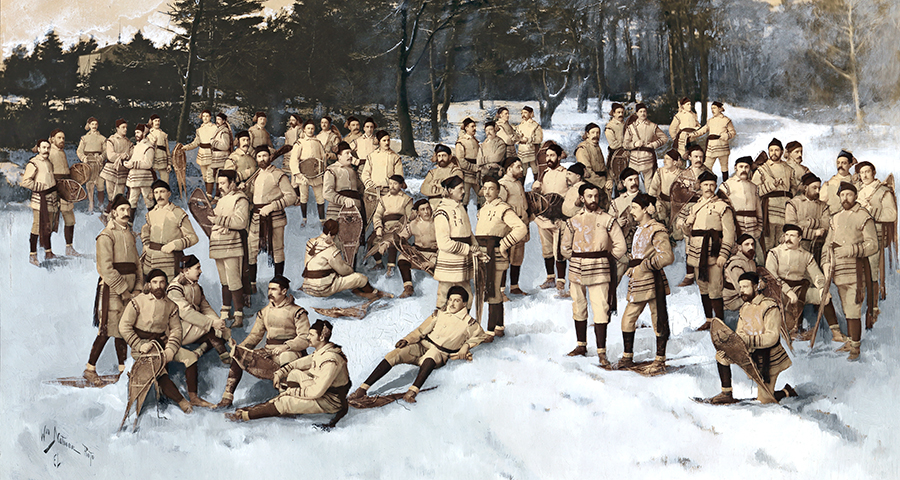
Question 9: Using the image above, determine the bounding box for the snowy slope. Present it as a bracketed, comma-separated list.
[1, 98, 898, 479]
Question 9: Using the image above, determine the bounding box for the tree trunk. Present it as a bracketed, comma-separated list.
[623, 20, 636, 102]
[429, 38, 441, 142]
[847, 1, 864, 127]
[439, 26, 458, 126]
[177, 0, 205, 143]
[699, 29, 710, 124]
[396, 6, 417, 157]
[576, 68, 590, 113]
[594, 5, 606, 112]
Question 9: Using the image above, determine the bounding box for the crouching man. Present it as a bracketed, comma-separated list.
[226, 320, 351, 424]
[348, 287, 489, 404]
[702, 271, 797, 405]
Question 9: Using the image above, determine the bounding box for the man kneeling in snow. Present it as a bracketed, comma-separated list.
[348, 287, 490, 404]
[226, 320, 351, 423]
[703, 271, 797, 404]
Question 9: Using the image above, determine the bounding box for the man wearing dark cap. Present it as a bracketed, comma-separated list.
[83, 195, 141, 384]
[223, 130, 258, 190]
[283, 114, 303, 156]
[515, 106, 543, 178]
[855, 161, 897, 313]
[700, 271, 796, 405]
[211, 169, 251, 326]
[785, 172, 831, 264]
[120, 268, 194, 413]
[609, 167, 642, 284]
[560, 183, 627, 364]
[455, 117, 481, 205]
[289, 120, 327, 225]
[751, 138, 797, 255]
[821, 150, 858, 215]
[766, 224, 845, 343]
[250, 146, 297, 284]
[141, 179, 198, 279]
[575, 123, 610, 190]
[249, 111, 276, 155]
[301, 219, 386, 299]
[102, 119, 132, 202]
[532, 143, 569, 293]
[822, 182, 878, 360]
[669, 97, 700, 158]
[226, 319, 351, 422]
[689, 101, 736, 181]
[495, 107, 520, 158]
[147, 114, 172, 185]
[21, 139, 59, 265]
[624, 103, 668, 186]
[217, 275, 311, 408]
[618, 192, 674, 373]
[397, 198, 438, 298]
[475, 176, 528, 337]
[478, 120, 506, 180]
[183, 110, 218, 196]
[719, 156, 763, 247]
[723, 233, 758, 314]
[434, 175, 488, 309]
[167, 254, 232, 408]
[671, 145, 714, 285]
[323, 141, 364, 221]
[499, 157, 531, 296]
[348, 286, 490, 404]
[604, 103, 626, 159]
[647, 149, 684, 233]
[678, 170, 736, 331]
[562, 162, 588, 218]
[46, 129, 82, 255]
[371, 174, 414, 273]
[124, 123, 156, 217]
[783, 141, 808, 196]
[421, 144, 463, 210]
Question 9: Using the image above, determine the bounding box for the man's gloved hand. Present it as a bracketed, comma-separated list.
[395, 339, 408, 349]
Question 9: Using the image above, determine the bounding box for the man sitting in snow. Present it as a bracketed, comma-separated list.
[347, 287, 490, 404]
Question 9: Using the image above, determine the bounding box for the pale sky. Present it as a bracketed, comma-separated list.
[0, 0, 294, 59]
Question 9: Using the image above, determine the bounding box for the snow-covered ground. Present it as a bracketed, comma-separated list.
[2, 98, 898, 479]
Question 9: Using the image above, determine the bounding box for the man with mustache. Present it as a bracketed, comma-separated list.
[433, 176, 488, 309]
[678, 171, 736, 331]
[475, 176, 528, 337]
[669, 97, 700, 159]
[211, 170, 251, 326]
[147, 114, 172, 185]
[124, 123, 156, 221]
[701, 271, 796, 405]
[560, 183, 626, 365]
[618, 193, 674, 373]
[623, 103, 668, 186]
[420, 144, 463, 211]
[21, 139, 59, 265]
[647, 149, 684, 234]
[249, 111, 276, 155]
[531, 143, 570, 296]
[166, 255, 232, 408]
[120, 268, 193, 413]
[820, 150, 858, 215]
[515, 106, 543, 179]
[76, 117, 106, 212]
[822, 182, 878, 360]
[217, 275, 311, 408]
[48, 128, 81, 255]
[350, 117, 378, 167]
[102, 119, 132, 203]
[371, 175, 414, 274]
[182, 110, 218, 196]
[223, 131, 258, 189]
[455, 117, 481, 205]
[854, 160, 897, 323]
[752, 138, 798, 255]
[495, 107, 520, 158]
[575, 122, 612, 197]
[609, 167, 642, 285]
[317, 116, 342, 164]
[499, 157, 531, 296]
[604, 103, 626, 160]
[688, 101, 736, 180]
[783, 141, 809, 196]
[671, 145, 713, 285]
[323, 141, 364, 222]
[478, 120, 506, 180]
[722, 234, 758, 316]
[785, 172, 831, 266]
[140, 179, 198, 279]
[766, 224, 845, 343]
[719, 156, 763, 258]
[250, 146, 297, 288]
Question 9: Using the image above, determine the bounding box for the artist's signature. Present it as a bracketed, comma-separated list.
[41, 425, 95, 467]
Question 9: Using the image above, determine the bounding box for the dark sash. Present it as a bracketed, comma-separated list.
[38, 185, 59, 250]
[629, 255, 669, 338]
[692, 229, 723, 282]
[477, 236, 500, 294]
[856, 258, 875, 323]
[760, 190, 791, 240]
[574, 250, 617, 314]
[424, 335, 459, 354]
[93, 262, 139, 329]
[253, 204, 275, 259]
[302, 268, 335, 279]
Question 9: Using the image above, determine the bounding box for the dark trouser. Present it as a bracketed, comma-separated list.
[88, 335, 128, 367]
